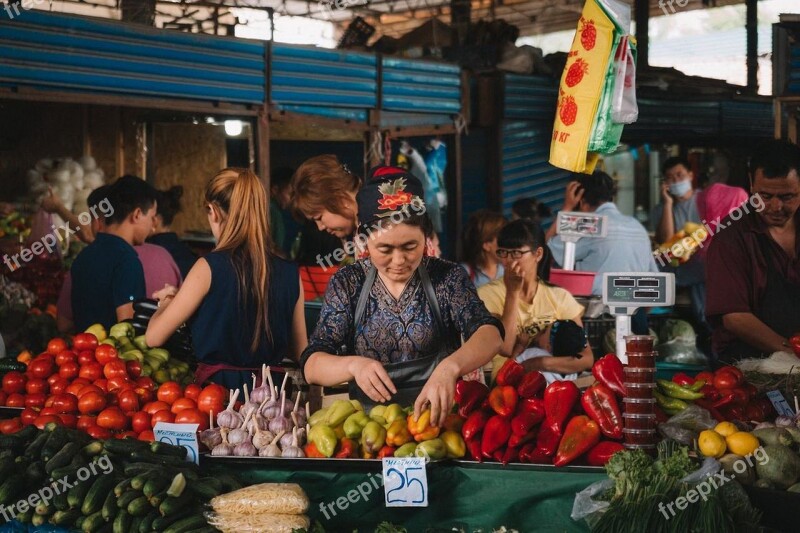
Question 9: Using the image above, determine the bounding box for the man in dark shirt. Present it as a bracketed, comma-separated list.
[71, 176, 158, 331]
[706, 140, 800, 361]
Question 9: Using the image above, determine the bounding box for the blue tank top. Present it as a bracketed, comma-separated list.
[190, 251, 298, 368]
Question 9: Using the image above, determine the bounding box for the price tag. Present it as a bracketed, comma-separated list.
[382, 457, 428, 507]
[153, 422, 200, 465]
[767, 390, 795, 417]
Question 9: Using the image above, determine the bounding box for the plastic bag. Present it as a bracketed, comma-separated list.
[658, 404, 717, 445]
[571, 478, 614, 528]
[611, 36, 638, 123]
[681, 457, 721, 485]
[657, 339, 707, 366]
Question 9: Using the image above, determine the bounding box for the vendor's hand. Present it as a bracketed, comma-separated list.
[660, 181, 673, 205]
[41, 188, 64, 215]
[414, 358, 459, 427]
[562, 181, 584, 212]
[152, 284, 178, 302]
[349, 357, 397, 403]
[503, 260, 524, 293]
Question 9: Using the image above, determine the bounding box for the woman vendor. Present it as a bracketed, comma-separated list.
[478, 219, 594, 381]
[300, 167, 503, 426]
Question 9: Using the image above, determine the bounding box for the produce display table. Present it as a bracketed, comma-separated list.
[203, 458, 606, 531]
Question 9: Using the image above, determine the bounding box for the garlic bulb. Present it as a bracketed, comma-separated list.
[217, 389, 244, 429]
[247, 414, 269, 433]
[269, 393, 291, 435]
[259, 430, 284, 457]
[250, 365, 273, 405]
[199, 409, 222, 449]
[233, 441, 257, 456]
[281, 428, 305, 458]
[280, 413, 303, 449]
[227, 411, 253, 445]
[239, 383, 259, 421]
[211, 429, 233, 456]
[253, 426, 276, 450]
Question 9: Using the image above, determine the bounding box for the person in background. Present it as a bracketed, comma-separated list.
[426, 231, 442, 258]
[511, 197, 552, 224]
[694, 183, 750, 253]
[479, 219, 593, 381]
[460, 210, 506, 288]
[291, 155, 361, 240]
[70, 176, 156, 331]
[295, 219, 345, 302]
[706, 140, 800, 362]
[269, 166, 301, 256]
[515, 319, 589, 384]
[41, 187, 94, 244]
[146, 186, 198, 279]
[146, 168, 306, 393]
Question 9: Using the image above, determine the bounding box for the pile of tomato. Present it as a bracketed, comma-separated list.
[0, 335, 226, 441]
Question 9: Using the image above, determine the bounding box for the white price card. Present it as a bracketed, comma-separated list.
[766, 390, 795, 417]
[153, 422, 199, 465]
[382, 457, 428, 507]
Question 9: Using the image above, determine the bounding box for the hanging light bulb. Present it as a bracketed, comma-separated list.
[224, 120, 243, 136]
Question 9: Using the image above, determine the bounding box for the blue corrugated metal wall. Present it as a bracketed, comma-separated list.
[381, 57, 461, 115]
[789, 39, 800, 94]
[0, 10, 265, 104]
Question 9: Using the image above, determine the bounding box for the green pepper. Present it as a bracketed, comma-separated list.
[343, 412, 370, 439]
[308, 408, 329, 427]
[384, 404, 405, 425]
[308, 425, 338, 457]
[394, 442, 418, 457]
[361, 421, 387, 454]
[325, 400, 357, 427]
[654, 389, 689, 412]
[657, 379, 704, 401]
[688, 379, 706, 392]
[415, 438, 446, 460]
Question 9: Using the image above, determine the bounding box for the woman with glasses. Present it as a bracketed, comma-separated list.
[459, 209, 507, 288]
[478, 219, 594, 381]
[301, 167, 503, 427]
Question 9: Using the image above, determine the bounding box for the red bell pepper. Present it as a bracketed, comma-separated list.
[672, 372, 695, 386]
[481, 415, 511, 458]
[496, 358, 525, 387]
[554, 415, 601, 467]
[335, 438, 358, 458]
[591, 354, 626, 397]
[580, 383, 623, 440]
[534, 420, 561, 457]
[455, 380, 489, 418]
[586, 441, 625, 466]
[511, 411, 543, 436]
[518, 443, 536, 463]
[701, 384, 720, 401]
[462, 410, 490, 441]
[527, 447, 553, 464]
[519, 397, 546, 419]
[501, 445, 520, 465]
[492, 447, 505, 463]
[713, 393, 736, 409]
[517, 371, 546, 399]
[508, 428, 538, 449]
[377, 445, 396, 459]
[488, 386, 518, 418]
[790, 334, 800, 357]
[466, 437, 483, 462]
[544, 381, 580, 433]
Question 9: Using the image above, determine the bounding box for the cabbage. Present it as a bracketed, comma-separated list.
[659, 319, 696, 344]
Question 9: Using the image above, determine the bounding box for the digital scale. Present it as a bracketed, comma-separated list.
[602, 272, 675, 363]
[555, 211, 608, 270]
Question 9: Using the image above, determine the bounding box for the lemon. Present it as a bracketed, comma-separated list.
[726, 432, 760, 456]
[699, 430, 727, 458]
[714, 421, 738, 437]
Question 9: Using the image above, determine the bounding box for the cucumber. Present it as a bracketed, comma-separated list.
[127, 495, 151, 517]
[34, 499, 53, 516]
[159, 492, 191, 517]
[114, 477, 133, 497]
[67, 479, 93, 510]
[81, 473, 117, 516]
[0, 473, 25, 505]
[150, 441, 187, 459]
[0, 359, 26, 373]
[13, 424, 39, 443]
[82, 440, 105, 458]
[0, 435, 24, 453]
[131, 449, 188, 467]
[53, 488, 70, 511]
[117, 489, 142, 510]
[143, 476, 169, 499]
[0, 456, 14, 478]
[190, 479, 223, 500]
[31, 512, 48, 527]
[151, 508, 193, 531]
[163, 514, 209, 533]
[82, 510, 105, 533]
[139, 511, 159, 533]
[123, 462, 161, 477]
[185, 527, 219, 533]
[130, 515, 144, 533]
[131, 470, 160, 491]
[51, 462, 83, 482]
[51, 508, 81, 526]
[24, 431, 50, 459]
[41, 429, 69, 462]
[101, 490, 118, 522]
[45, 441, 82, 475]
[15, 508, 33, 524]
[74, 515, 85, 530]
[215, 474, 243, 492]
[148, 488, 169, 508]
[25, 459, 47, 484]
[112, 509, 131, 533]
[104, 438, 149, 456]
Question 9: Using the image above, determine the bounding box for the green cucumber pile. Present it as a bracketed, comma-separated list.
[0, 423, 242, 532]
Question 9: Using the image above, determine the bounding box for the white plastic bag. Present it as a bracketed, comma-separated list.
[611, 36, 638, 124]
[571, 478, 614, 528]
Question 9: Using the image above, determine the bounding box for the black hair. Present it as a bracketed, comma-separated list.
[87, 184, 111, 209]
[662, 156, 691, 175]
[511, 198, 552, 221]
[156, 186, 183, 227]
[271, 166, 295, 191]
[496, 219, 552, 281]
[571, 171, 615, 208]
[358, 213, 433, 241]
[748, 140, 800, 179]
[104, 175, 158, 226]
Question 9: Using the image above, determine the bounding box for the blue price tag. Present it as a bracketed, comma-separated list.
[767, 390, 795, 417]
[153, 422, 200, 465]
[382, 457, 428, 507]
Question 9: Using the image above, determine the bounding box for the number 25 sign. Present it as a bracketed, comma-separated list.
[382, 457, 428, 507]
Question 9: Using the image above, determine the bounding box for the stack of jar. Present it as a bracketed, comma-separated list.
[622, 335, 658, 453]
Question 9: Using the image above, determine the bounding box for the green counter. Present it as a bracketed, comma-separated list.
[203, 458, 606, 532]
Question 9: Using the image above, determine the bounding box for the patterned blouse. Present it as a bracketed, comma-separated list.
[300, 257, 503, 368]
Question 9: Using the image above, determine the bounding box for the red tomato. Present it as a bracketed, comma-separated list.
[156, 382, 183, 405]
[34, 415, 61, 430]
[65, 381, 87, 397]
[183, 384, 202, 402]
[0, 391, 5, 405]
[138, 430, 155, 442]
[58, 362, 80, 380]
[58, 413, 77, 428]
[174, 408, 209, 431]
[695, 371, 715, 383]
[103, 360, 128, 381]
[25, 393, 46, 409]
[47, 373, 62, 387]
[0, 418, 22, 434]
[86, 425, 112, 439]
[27, 357, 56, 379]
[143, 401, 171, 415]
[134, 387, 155, 404]
[77, 385, 104, 398]
[72, 333, 98, 352]
[78, 391, 107, 414]
[97, 407, 128, 431]
[51, 393, 78, 414]
[46, 338, 68, 356]
[26, 378, 48, 395]
[95, 379, 108, 393]
[131, 411, 152, 434]
[717, 365, 744, 380]
[117, 390, 140, 413]
[151, 409, 175, 426]
[77, 415, 97, 431]
[55, 350, 77, 366]
[78, 362, 103, 381]
[49, 378, 69, 396]
[2, 371, 27, 394]
[5, 393, 26, 408]
[77, 350, 96, 365]
[116, 431, 138, 439]
[20, 407, 38, 426]
[170, 398, 196, 414]
[39, 407, 59, 417]
[95, 345, 119, 366]
[107, 376, 134, 393]
[136, 377, 156, 391]
[197, 384, 226, 416]
[125, 361, 142, 379]
[714, 370, 741, 390]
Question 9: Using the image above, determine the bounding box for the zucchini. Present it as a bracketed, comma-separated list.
[82, 510, 105, 533]
[138, 511, 159, 533]
[82, 440, 105, 458]
[159, 492, 191, 517]
[45, 441, 81, 475]
[102, 490, 118, 521]
[112, 509, 132, 533]
[150, 441, 187, 459]
[81, 473, 117, 516]
[104, 438, 149, 456]
[117, 489, 142, 509]
[163, 514, 208, 533]
[127, 495, 151, 517]
[166, 472, 186, 497]
[51, 508, 81, 526]
[114, 477, 133, 497]
[143, 476, 169, 499]
[67, 479, 93, 510]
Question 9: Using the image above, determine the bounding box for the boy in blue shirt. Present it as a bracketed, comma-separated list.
[71, 176, 158, 331]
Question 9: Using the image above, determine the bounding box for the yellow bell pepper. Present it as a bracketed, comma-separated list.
[386, 419, 412, 447]
[441, 430, 466, 458]
[407, 410, 441, 442]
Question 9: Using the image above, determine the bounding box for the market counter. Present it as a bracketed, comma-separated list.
[203, 459, 606, 531]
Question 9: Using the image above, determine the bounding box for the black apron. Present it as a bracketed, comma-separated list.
[348, 263, 457, 409]
[719, 233, 800, 363]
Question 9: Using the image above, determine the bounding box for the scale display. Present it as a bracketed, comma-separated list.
[603, 273, 675, 309]
[555, 212, 609, 239]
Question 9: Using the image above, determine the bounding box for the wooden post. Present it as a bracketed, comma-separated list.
[81, 105, 91, 157]
[635, 0, 649, 68]
[746, 0, 759, 94]
[256, 108, 270, 189]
